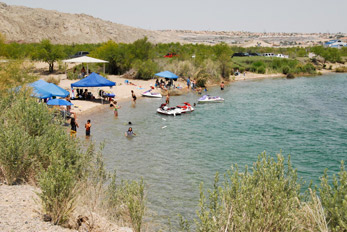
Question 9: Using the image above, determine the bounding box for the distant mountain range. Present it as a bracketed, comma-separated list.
[0, 2, 343, 46]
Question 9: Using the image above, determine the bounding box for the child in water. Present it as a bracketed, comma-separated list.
[85, 120, 91, 136]
[111, 101, 121, 117]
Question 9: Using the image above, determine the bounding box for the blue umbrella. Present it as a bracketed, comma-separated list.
[47, 99, 73, 106]
[154, 71, 179, 79]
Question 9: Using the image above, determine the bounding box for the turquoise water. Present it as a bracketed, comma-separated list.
[78, 73, 347, 228]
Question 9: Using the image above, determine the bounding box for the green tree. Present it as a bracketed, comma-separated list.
[34, 39, 65, 73]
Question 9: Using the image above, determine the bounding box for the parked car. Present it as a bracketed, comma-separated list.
[164, 52, 178, 58]
[263, 53, 275, 57]
[248, 52, 261, 56]
[70, 51, 89, 58]
[276, 54, 289, 58]
[232, 52, 249, 58]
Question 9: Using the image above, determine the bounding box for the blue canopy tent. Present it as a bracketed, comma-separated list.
[30, 80, 69, 98]
[71, 72, 116, 88]
[31, 87, 52, 99]
[154, 71, 179, 80]
[47, 99, 73, 106]
[71, 72, 116, 101]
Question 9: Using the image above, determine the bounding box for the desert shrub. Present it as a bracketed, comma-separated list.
[195, 78, 207, 87]
[46, 76, 60, 85]
[303, 63, 316, 74]
[0, 123, 33, 184]
[38, 153, 81, 225]
[282, 66, 290, 74]
[107, 172, 146, 232]
[257, 66, 266, 74]
[0, 60, 37, 90]
[335, 66, 347, 72]
[134, 59, 158, 80]
[0, 90, 55, 184]
[192, 153, 335, 232]
[319, 161, 347, 232]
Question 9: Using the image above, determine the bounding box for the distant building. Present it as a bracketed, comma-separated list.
[324, 40, 347, 48]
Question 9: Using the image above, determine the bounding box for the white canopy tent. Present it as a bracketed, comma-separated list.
[62, 56, 109, 76]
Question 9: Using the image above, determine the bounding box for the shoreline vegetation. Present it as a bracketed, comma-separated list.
[0, 34, 347, 231]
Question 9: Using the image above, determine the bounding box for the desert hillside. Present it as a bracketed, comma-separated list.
[0, 2, 181, 44]
[0, 2, 344, 46]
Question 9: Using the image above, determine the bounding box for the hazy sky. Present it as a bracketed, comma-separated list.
[2, 0, 346, 33]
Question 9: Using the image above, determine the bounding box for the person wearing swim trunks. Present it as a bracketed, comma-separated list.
[85, 119, 91, 136]
[131, 90, 137, 104]
[220, 81, 225, 90]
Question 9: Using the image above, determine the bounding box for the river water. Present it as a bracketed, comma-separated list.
[78, 73, 347, 228]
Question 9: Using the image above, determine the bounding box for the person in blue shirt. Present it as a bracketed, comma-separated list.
[187, 77, 190, 89]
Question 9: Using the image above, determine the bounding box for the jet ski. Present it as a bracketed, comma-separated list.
[177, 102, 194, 113]
[198, 95, 224, 103]
[142, 89, 162, 98]
[157, 103, 182, 116]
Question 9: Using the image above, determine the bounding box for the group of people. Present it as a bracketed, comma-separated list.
[186, 77, 198, 90]
[73, 66, 92, 79]
[70, 113, 91, 138]
[155, 79, 178, 90]
[69, 77, 227, 139]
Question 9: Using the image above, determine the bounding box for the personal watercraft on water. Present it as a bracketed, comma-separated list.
[142, 89, 162, 98]
[157, 103, 182, 116]
[198, 95, 224, 103]
[176, 102, 194, 113]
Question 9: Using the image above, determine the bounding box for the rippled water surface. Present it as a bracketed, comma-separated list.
[78, 73, 347, 228]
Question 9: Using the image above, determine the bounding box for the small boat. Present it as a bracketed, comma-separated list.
[142, 89, 162, 98]
[157, 103, 182, 116]
[177, 102, 194, 113]
[198, 95, 224, 103]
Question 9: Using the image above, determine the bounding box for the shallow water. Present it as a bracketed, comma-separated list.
[78, 73, 347, 228]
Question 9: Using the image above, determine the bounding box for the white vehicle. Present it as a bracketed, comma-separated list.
[198, 95, 224, 103]
[142, 89, 162, 98]
[263, 53, 275, 57]
[276, 54, 289, 58]
[157, 103, 182, 116]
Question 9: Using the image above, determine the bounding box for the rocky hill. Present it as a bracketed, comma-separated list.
[0, 2, 180, 44]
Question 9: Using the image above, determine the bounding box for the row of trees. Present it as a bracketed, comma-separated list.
[0, 32, 346, 78]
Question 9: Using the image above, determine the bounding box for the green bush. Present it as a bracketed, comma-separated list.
[282, 66, 290, 74]
[319, 161, 347, 232]
[107, 172, 146, 232]
[134, 59, 158, 80]
[257, 66, 266, 74]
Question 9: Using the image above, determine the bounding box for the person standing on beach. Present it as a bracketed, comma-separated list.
[220, 82, 225, 90]
[85, 120, 91, 137]
[131, 90, 137, 104]
[70, 113, 79, 138]
[187, 77, 190, 89]
[166, 93, 170, 104]
[111, 101, 121, 117]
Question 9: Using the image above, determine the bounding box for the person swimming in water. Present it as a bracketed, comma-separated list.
[125, 127, 136, 137]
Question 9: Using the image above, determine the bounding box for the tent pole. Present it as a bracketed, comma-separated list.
[87, 64, 89, 75]
[65, 63, 67, 79]
[103, 64, 105, 74]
